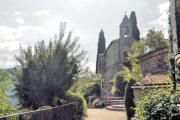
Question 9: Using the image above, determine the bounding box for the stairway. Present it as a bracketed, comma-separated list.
[105, 97, 125, 111]
[101, 80, 125, 111]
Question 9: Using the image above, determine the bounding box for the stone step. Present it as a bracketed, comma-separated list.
[106, 105, 125, 111]
[105, 100, 125, 105]
[106, 97, 124, 100]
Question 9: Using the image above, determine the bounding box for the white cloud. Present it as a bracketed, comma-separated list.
[148, 2, 169, 38]
[0, 25, 47, 68]
[16, 18, 25, 24]
[3, 11, 10, 14]
[14, 11, 22, 15]
[33, 9, 52, 16]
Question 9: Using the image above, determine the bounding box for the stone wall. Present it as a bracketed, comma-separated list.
[124, 46, 169, 76]
[104, 39, 121, 80]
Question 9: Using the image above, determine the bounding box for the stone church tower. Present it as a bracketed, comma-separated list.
[96, 11, 140, 80]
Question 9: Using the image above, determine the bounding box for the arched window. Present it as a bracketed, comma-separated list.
[124, 26, 128, 37]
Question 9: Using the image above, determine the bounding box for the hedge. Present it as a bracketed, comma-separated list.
[112, 72, 127, 96]
[132, 90, 180, 120]
[125, 78, 136, 120]
[83, 83, 100, 103]
[64, 92, 87, 120]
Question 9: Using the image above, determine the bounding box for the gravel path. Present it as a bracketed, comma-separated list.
[85, 108, 127, 120]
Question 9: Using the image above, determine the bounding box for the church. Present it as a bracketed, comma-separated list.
[96, 11, 140, 80]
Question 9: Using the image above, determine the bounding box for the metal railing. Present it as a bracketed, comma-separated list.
[0, 103, 73, 120]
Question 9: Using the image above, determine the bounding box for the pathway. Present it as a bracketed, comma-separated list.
[85, 108, 127, 120]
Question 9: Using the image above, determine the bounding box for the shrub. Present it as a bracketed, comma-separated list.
[89, 95, 96, 104]
[125, 79, 136, 120]
[64, 92, 87, 120]
[111, 72, 127, 96]
[83, 83, 100, 103]
[132, 90, 180, 120]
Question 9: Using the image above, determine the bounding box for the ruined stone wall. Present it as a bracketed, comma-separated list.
[137, 47, 169, 76]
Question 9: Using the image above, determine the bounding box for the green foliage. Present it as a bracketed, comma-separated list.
[70, 73, 101, 104]
[89, 95, 96, 103]
[132, 90, 180, 120]
[64, 92, 87, 120]
[125, 79, 136, 120]
[141, 28, 167, 51]
[70, 73, 101, 94]
[128, 41, 145, 59]
[119, 59, 143, 82]
[83, 83, 101, 103]
[13, 23, 87, 109]
[0, 71, 16, 117]
[111, 72, 127, 96]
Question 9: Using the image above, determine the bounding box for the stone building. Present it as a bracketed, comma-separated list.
[97, 11, 170, 97]
[96, 11, 140, 81]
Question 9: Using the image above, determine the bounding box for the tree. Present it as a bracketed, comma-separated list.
[125, 78, 136, 120]
[130, 11, 140, 41]
[96, 30, 106, 73]
[119, 59, 143, 119]
[128, 41, 145, 59]
[111, 72, 127, 96]
[0, 71, 15, 116]
[97, 30, 106, 54]
[13, 23, 87, 109]
[142, 28, 167, 51]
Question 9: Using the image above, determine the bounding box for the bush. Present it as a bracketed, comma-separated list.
[84, 83, 100, 103]
[64, 92, 87, 120]
[92, 98, 104, 108]
[112, 72, 127, 96]
[132, 90, 180, 120]
[89, 95, 96, 104]
[125, 79, 136, 120]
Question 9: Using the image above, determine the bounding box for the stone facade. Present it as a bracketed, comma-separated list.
[96, 12, 140, 80]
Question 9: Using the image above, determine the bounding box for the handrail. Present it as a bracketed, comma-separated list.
[0, 103, 73, 119]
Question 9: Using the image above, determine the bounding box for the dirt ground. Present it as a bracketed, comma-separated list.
[85, 108, 127, 120]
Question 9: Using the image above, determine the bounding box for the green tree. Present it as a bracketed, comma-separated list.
[97, 30, 106, 54]
[119, 59, 143, 119]
[96, 29, 106, 73]
[13, 23, 87, 109]
[125, 78, 136, 120]
[0, 71, 15, 116]
[128, 41, 145, 59]
[130, 11, 140, 41]
[142, 28, 167, 51]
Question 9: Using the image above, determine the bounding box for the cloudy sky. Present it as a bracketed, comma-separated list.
[0, 0, 169, 71]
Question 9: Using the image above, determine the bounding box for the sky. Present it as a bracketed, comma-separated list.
[0, 0, 169, 72]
